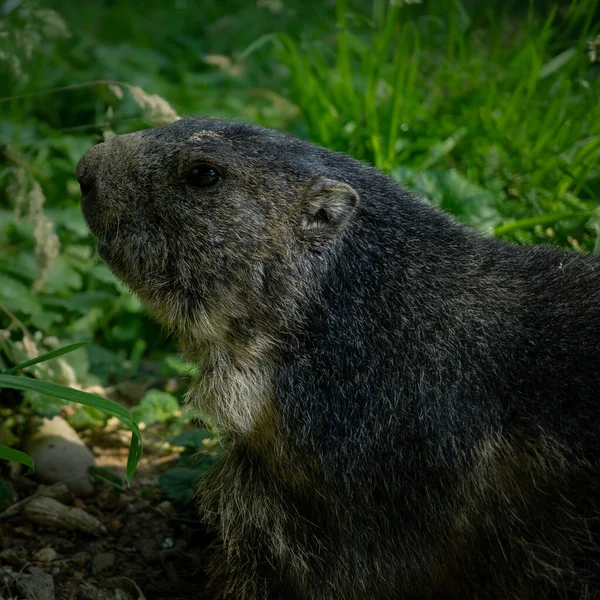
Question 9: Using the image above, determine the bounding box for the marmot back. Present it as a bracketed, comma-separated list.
[77, 118, 600, 599]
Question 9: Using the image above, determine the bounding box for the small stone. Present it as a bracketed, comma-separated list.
[71, 551, 90, 567]
[156, 500, 175, 517]
[104, 577, 147, 600]
[91, 552, 115, 575]
[74, 581, 110, 600]
[27, 566, 45, 575]
[125, 497, 147, 515]
[16, 572, 55, 600]
[161, 537, 174, 549]
[36, 482, 73, 504]
[33, 547, 58, 563]
[137, 540, 160, 565]
[125, 503, 138, 515]
[24, 416, 95, 496]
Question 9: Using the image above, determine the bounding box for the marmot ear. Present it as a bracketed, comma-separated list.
[298, 176, 360, 240]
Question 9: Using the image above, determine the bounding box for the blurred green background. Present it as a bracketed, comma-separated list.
[0, 0, 599, 464]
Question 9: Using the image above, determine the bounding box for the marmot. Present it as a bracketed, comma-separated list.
[77, 118, 600, 599]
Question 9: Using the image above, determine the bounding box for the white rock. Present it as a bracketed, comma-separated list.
[24, 416, 95, 496]
[33, 547, 58, 563]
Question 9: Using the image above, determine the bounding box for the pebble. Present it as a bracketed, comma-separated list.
[15, 572, 55, 600]
[36, 482, 73, 504]
[70, 551, 91, 567]
[33, 547, 58, 563]
[79, 581, 110, 600]
[24, 416, 95, 496]
[105, 576, 148, 600]
[91, 551, 115, 575]
[161, 537, 174, 549]
[124, 498, 146, 515]
[156, 500, 175, 517]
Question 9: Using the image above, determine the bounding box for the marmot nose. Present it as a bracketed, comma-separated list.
[76, 142, 106, 202]
[77, 175, 95, 199]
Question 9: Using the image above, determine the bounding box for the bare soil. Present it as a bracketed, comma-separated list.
[1, 431, 212, 600]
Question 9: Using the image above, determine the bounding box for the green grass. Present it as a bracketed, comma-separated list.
[274, 0, 600, 246]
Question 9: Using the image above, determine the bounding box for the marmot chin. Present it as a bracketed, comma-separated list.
[77, 118, 600, 599]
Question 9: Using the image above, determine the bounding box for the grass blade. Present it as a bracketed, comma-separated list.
[494, 209, 600, 235]
[0, 375, 131, 420]
[0, 445, 34, 475]
[0, 375, 142, 484]
[2, 341, 90, 375]
[538, 48, 577, 80]
[239, 33, 279, 60]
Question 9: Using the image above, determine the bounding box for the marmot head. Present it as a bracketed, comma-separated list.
[77, 118, 360, 351]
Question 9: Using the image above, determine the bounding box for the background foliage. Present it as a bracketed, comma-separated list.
[0, 0, 599, 490]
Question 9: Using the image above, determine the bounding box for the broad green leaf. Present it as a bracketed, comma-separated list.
[158, 354, 198, 378]
[41, 292, 115, 314]
[168, 428, 213, 449]
[392, 167, 501, 233]
[0, 273, 43, 315]
[30, 310, 63, 330]
[159, 466, 204, 504]
[42, 255, 83, 294]
[86, 343, 123, 367]
[25, 391, 68, 418]
[69, 405, 106, 430]
[131, 389, 180, 426]
[46, 206, 89, 237]
[0, 254, 37, 283]
[88, 264, 116, 284]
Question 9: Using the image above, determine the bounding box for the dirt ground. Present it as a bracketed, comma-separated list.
[0, 430, 212, 600]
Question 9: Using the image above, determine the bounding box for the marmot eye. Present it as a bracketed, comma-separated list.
[184, 164, 221, 187]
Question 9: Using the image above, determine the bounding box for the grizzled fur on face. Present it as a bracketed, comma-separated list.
[78, 118, 600, 599]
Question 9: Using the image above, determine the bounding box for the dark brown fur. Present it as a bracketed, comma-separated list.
[78, 118, 600, 599]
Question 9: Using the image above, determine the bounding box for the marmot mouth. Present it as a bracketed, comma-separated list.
[81, 195, 113, 239]
[82, 206, 136, 242]
[95, 240, 148, 290]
